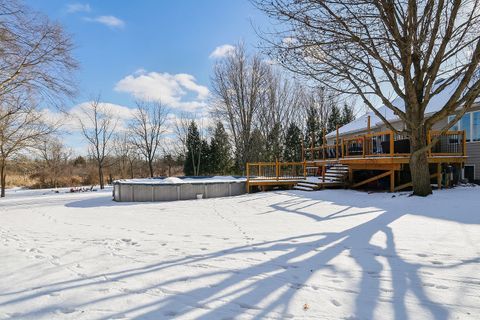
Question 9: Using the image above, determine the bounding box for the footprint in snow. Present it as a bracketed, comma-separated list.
[238, 303, 261, 310]
[164, 311, 177, 317]
[331, 299, 342, 307]
[431, 261, 444, 265]
[436, 285, 449, 289]
[417, 253, 428, 257]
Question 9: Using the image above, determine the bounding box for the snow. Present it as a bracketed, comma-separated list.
[1, 186, 479, 319]
[115, 176, 246, 185]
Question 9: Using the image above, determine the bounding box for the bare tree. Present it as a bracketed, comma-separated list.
[257, 70, 304, 159]
[256, 0, 480, 196]
[0, 97, 57, 197]
[211, 44, 270, 172]
[78, 97, 117, 189]
[37, 137, 71, 188]
[0, 0, 77, 106]
[129, 101, 168, 178]
[113, 132, 137, 179]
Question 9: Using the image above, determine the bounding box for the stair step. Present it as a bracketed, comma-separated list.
[293, 185, 315, 191]
[328, 167, 349, 172]
[324, 172, 346, 177]
[297, 182, 319, 189]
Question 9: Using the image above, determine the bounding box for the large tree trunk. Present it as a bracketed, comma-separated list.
[409, 127, 432, 196]
[0, 160, 6, 198]
[98, 164, 104, 189]
[148, 159, 154, 178]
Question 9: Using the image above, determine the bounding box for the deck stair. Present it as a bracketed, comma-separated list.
[293, 164, 350, 191]
[322, 164, 349, 184]
[293, 181, 320, 191]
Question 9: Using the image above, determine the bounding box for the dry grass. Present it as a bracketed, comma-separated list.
[6, 174, 37, 188]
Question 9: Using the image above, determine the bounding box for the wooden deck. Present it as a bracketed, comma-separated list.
[247, 130, 467, 192]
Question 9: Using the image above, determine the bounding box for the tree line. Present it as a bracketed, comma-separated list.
[0, 0, 354, 197]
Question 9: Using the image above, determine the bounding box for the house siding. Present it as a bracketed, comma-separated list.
[466, 143, 480, 180]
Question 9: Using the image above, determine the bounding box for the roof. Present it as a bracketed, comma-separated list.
[326, 78, 471, 138]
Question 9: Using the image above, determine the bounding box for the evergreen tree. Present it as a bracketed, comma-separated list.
[327, 104, 342, 133]
[200, 140, 210, 175]
[341, 104, 355, 126]
[283, 123, 302, 162]
[184, 121, 203, 176]
[248, 129, 266, 163]
[304, 106, 320, 148]
[209, 122, 232, 175]
[266, 122, 283, 161]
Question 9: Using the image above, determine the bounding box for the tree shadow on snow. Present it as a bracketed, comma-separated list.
[2, 188, 480, 319]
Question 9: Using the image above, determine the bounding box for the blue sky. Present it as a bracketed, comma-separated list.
[26, 0, 268, 110]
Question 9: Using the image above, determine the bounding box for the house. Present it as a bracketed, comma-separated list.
[325, 81, 479, 183]
[246, 80, 476, 193]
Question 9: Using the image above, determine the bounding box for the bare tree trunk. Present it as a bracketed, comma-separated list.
[148, 159, 154, 178]
[0, 160, 6, 198]
[98, 164, 104, 189]
[409, 127, 432, 196]
[129, 160, 134, 179]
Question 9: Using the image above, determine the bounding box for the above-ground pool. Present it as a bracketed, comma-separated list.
[113, 176, 246, 202]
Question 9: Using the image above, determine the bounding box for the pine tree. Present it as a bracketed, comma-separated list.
[305, 106, 320, 148]
[341, 104, 355, 126]
[209, 122, 232, 175]
[266, 122, 283, 161]
[283, 123, 302, 162]
[248, 129, 266, 163]
[184, 121, 203, 176]
[327, 104, 342, 133]
[200, 140, 210, 175]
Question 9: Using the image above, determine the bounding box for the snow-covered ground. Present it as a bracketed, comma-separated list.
[0, 186, 479, 320]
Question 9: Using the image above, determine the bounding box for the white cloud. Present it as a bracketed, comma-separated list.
[85, 15, 125, 29]
[66, 3, 91, 13]
[209, 44, 235, 59]
[115, 70, 210, 112]
[41, 102, 135, 132]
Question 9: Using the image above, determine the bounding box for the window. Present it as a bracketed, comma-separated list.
[448, 115, 459, 131]
[461, 113, 471, 142]
[473, 111, 480, 142]
[448, 111, 480, 143]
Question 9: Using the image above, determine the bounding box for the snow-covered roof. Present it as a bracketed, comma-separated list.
[326, 78, 475, 138]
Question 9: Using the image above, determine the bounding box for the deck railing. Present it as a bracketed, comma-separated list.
[303, 130, 466, 161]
[246, 161, 306, 181]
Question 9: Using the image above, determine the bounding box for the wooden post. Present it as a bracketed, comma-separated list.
[322, 128, 326, 160]
[367, 115, 371, 134]
[348, 168, 353, 185]
[246, 163, 250, 193]
[427, 131, 432, 157]
[336, 125, 339, 160]
[362, 136, 366, 158]
[437, 163, 442, 190]
[301, 138, 305, 162]
[390, 170, 395, 192]
[276, 159, 279, 181]
[463, 129, 467, 157]
[303, 160, 307, 178]
[389, 131, 394, 157]
[310, 134, 315, 160]
[341, 138, 344, 158]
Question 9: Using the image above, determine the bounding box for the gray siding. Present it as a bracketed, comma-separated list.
[466, 143, 480, 179]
